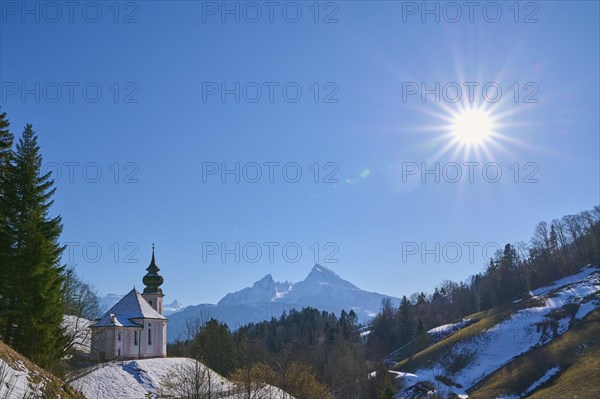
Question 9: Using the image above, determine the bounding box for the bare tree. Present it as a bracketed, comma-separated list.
[157, 360, 217, 399]
[62, 267, 100, 355]
[228, 363, 286, 399]
[184, 312, 211, 342]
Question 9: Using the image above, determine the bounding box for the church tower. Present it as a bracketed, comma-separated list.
[142, 244, 164, 315]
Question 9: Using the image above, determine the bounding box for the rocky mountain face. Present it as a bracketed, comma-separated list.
[167, 264, 399, 342]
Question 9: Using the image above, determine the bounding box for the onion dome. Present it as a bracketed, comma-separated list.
[143, 243, 164, 294]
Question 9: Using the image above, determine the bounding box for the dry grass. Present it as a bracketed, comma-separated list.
[0, 340, 86, 399]
[468, 309, 600, 399]
[391, 285, 599, 399]
[392, 301, 522, 374]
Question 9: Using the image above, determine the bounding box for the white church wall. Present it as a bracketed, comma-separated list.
[90, 328, 116, 361]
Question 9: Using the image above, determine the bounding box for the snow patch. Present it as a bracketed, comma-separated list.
[427, 318, 471, 335]
[396, 266, 600, 398]
[0, 359, 44, 399]
[389, 370, 419, 388]
[523, 366, 560, 395]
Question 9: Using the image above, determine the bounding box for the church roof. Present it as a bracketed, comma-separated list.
[91, 288, 166, 328]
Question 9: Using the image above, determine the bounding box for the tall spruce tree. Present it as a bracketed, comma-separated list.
[0, 112, 12, 166]
[2, 124, 66, 366]
[0, 112, 14, 335]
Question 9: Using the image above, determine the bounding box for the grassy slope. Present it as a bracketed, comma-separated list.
[392, 298, 540, 373]
[391, 269, 600, 399]
[469, 309, 600, 399]
[0, 340, 86, 399]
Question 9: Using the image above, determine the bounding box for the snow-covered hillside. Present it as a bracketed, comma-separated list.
[70, 357, 294, 399]
[394, 265, 600, 398]
[0, 341, 84, 399]
[0, 358, 45, 399]
[169, 264, 399, 342]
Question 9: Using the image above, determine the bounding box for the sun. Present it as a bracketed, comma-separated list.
[451, 109, 494, 144]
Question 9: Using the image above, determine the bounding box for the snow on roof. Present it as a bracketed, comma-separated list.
[92, 289, 166, 328]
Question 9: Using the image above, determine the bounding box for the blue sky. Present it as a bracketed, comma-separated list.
[1, 1, 598, 305]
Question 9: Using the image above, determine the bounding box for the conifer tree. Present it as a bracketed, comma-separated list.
[2, 124, 66, 367]
[398, 295, 414, 344]
[0, 112, 12, 168]
[195, 318, 235, 375]
[415, 317, 426, 346]
[0, 112, 14, 334]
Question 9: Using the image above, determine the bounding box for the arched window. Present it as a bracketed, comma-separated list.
[148, 325, 152, 345]
[134, 331, 138, 345]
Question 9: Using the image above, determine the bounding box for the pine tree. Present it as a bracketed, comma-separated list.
[2, 124, 66, 367]
[195, 318, 234, 375]
[398, 295, 414, 345]
[0, 112, 14, 335]
[415, 317, 427, 347]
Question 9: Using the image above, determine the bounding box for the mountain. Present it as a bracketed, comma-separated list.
[389, 265, 600, 399]
[163, 299, 186, 316]
[218, 274, 292, 306]
[167, 264, 399, 342]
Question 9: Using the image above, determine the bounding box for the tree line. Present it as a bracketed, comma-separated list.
[168, 308, 397, 399]
[367, 206, 600, 358]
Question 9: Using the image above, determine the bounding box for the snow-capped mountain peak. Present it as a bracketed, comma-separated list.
[254, 274, 275, 287]
[217, 274, 291, 306]
[300, 263, 359, 291]
[163, 300, 186, 316]
[310, 263, 338, 276]
[168, 264, 399, 341]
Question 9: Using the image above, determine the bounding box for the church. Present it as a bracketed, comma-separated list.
[90, 245, 167, 361]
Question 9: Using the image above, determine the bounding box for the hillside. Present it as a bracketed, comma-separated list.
[0, 340, 85, 399]
[390, 265, 600, 398]
[69, 357, 295, 399]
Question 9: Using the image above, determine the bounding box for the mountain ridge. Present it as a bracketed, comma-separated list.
[167, 264, 400, 342]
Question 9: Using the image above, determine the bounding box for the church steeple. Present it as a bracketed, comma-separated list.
[143, 243, 164, 294]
